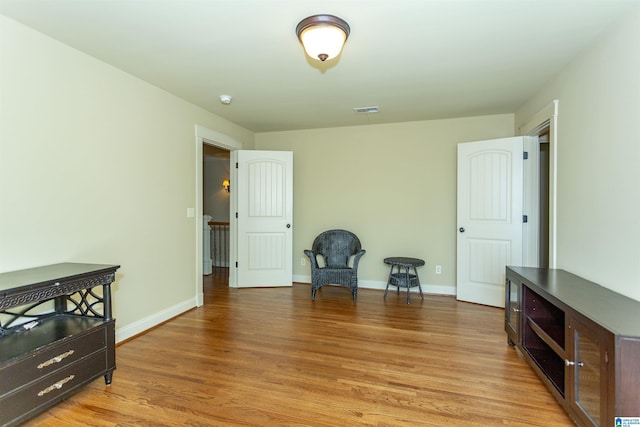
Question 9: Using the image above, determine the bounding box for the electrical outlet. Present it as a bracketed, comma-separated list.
[435, 265, 442, 275]
[300, 257, 306, 266]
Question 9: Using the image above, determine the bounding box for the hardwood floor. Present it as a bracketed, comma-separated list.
[24, 275, 574, 426]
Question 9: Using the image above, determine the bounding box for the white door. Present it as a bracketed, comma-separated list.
[234, 150, 293, 287]
[457, 137, 523, 307]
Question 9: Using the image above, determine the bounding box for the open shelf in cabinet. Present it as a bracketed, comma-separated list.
[0, 314, 105, 364]
[523, 318, 565, 395]
[523, 286, 565, 346]
[522, 285, 566, 395]
[526, 316, 565, 357]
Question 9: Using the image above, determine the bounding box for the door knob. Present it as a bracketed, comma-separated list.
[459, 227, 465, 233]
[286, 224, 291, 228]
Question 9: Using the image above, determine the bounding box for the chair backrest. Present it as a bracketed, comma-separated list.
[312, 229, 362, 268]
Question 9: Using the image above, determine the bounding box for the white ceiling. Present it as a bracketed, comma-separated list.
[1, 0, 638, 132]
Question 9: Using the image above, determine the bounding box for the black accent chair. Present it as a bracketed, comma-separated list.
[304, 229, 365, 301]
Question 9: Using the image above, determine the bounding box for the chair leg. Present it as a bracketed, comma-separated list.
[311, 286, 316, 301]
[352, 288, 357, 302]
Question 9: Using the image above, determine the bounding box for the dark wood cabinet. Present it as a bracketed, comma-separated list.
[505, 267, 640, 427]
[505, 273, 521, 346]
[0, 263, 120, 427]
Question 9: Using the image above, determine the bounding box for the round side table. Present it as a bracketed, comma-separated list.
[383, 257, 425, 304]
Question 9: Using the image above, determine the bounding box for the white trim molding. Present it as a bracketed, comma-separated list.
[519, 100, 559, 268]
[116, 298, 196, 343]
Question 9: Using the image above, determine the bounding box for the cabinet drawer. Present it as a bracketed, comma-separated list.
[0, 326, 106, 397]
[0, 350, 107, 427]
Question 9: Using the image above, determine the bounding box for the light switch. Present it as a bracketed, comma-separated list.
[187, 208, 195, 218]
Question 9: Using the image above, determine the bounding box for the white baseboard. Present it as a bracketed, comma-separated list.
[115, 298, 196, 343]
[292, 275, 456, 296]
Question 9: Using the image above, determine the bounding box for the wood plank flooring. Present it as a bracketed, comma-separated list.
[23, 275, 574, 426]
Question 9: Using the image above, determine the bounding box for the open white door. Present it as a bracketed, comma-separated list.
[457, 137, 523, 307]
[233, 150, 293, 287]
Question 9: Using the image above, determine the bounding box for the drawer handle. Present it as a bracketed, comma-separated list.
[564, 359, 585, 367]
[37, 375, 75, 397]
[37, 350, 75, 369]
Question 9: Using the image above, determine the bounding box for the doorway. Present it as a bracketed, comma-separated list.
[194, 124, 243, 307]
[203, 144, 231, 276]
[537, 129, 551, 268]
[521, 99, 558, 269]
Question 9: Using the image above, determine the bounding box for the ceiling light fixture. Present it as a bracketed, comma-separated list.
[296, 14, 350, 62]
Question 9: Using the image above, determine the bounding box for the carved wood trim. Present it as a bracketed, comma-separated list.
[0, 272, 115, 311]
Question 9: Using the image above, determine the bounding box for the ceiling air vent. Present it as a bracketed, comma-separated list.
[354, 106, 379, 114]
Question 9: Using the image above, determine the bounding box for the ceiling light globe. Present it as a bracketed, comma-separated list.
[296, 15, 350, 62]
[300, 25, 347, 61]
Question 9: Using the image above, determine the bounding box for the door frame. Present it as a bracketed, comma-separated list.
[195, 124, 243, 306]
[519, 100, 559, 268]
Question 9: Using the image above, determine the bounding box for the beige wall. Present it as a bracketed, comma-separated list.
[255, 115, 514, 292]
[515, 7, 640, 301]
[0, 16, 254, 336]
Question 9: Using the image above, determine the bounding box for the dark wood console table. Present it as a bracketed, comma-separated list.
[505, 266, 640, 427]
[0, 263, 120, 427]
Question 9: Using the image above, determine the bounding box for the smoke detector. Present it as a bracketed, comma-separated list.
[219, 95, 232, 105]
